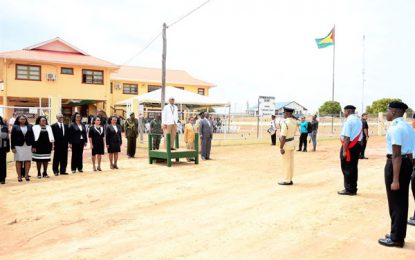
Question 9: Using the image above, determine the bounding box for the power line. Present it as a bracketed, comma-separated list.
[122, 31, 162, 65]
[122, 0, 211, 65]
[167, 0, 211, 28]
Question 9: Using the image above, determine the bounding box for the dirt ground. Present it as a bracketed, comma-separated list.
[1, 136, 414, 259]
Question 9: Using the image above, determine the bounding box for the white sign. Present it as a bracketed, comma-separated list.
[258, 96, 275, 116]
[29, 108, 38, 114]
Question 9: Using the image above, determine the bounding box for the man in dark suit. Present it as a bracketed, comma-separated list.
[199, 112, 213, 160]
[51, 113, 69, 175]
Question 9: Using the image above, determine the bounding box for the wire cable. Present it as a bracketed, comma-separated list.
[167, 0, 211, 28]
[122, 31, 162, 65]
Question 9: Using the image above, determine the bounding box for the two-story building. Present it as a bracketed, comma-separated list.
[0, 38, 216, 121]
[0, 38, 119, 121]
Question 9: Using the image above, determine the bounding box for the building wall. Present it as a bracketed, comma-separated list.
[110, 80, 210, 105]
[1, 58, 113, 115]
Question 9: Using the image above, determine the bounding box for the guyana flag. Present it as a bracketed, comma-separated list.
[315, 27, 335, 48]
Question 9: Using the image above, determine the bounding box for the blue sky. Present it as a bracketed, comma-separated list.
[1, 0, 414, 113]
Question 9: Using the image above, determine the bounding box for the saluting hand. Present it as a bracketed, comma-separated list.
[391, 181, 400, 191]
[280, 148, 285, 155]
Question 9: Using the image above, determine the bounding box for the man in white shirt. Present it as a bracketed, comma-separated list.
[338, 105, 363, 196]
[162, 97, 179, 150]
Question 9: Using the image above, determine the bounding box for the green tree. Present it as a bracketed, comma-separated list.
[366, 98, 401, 114]
[318, 101, 341, 116]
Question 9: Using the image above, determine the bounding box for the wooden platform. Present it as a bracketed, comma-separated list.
[148, 133, 199, 167]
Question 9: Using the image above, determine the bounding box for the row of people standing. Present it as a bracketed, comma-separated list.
[0, 112, 123, 184]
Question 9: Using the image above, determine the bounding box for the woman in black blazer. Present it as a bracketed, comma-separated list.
[68, 112, 87, 173]
[106, 116, 122, 169]
[88, 116, 105, 171]
[0, 116, 11, 184]
[11, 115, 35, 182]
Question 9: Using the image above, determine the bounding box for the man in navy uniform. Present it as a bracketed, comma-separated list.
[407, 113, 415, 226]
[378, 101, 414, 248]
[338, 105, 363, 196]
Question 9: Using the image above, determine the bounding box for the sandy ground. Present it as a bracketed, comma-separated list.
[1, 136, 414, 259]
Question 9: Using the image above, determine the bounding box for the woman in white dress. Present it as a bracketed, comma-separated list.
[11, 115, 35, 182]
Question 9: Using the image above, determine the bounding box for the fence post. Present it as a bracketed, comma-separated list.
[378, 112, 384, 136]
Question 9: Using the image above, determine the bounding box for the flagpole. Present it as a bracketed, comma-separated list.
[331, 24, 335, 134]
[361, 34, 366, 113]
[331, 24, 335, 101]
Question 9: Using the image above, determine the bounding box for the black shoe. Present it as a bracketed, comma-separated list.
[378, 238, 404, 248]
[78, 170, 83, 173]
[202, 157, 206, 160]
[278, 181, 293, 186]
[171, 148, 176, 150]
[72, 171, 76, 174]
[0, 181, 5, 184]
[385, 234, 391, 239]
[54, 173, 59, 176]
[296, 149, 301, 152]
[337, 190, 357, 196]
[37, 173, 42, 179]
[408, 217, 415, 226]
[43, 173, 49, 178]
[303, 150, 307, 152]
[60, 172, 69, 175]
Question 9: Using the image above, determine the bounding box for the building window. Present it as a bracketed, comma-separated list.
[110, 82, 113, 94]
[123, 83, 138, 94]
[61, 67, 74, 75]
[175, 86, 184, 90]
[16, 64, 41, 81]
[198, 88, 205, 95]
[82, 69, 103, 84]
[148, 85, 161, 92]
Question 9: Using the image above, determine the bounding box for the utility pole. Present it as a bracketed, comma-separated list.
[161, 23, 167, 110]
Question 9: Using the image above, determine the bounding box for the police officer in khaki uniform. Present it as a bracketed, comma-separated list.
[278, 107, 297, 185]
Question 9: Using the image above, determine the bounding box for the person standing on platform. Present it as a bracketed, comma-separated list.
[106, 116, 122, 169]
[162, 97, 179, 150]
[0, 116, 11, 184]
[11, 115, 35, 182]
[150, 115, 163, 150]
[184, 117, 196, 161]
[32, 116, 55, 179]
[360, 113, 370, 159]
[200, 112, 213, 160]
[124, 112, 138, 158]
[269, 115, 277, 146]
[407, 113, 415, 226]
[378, 101, 414, 248]
[297, 116, 308, 152]
[68, 112, 87, 174]
[51, 113, 69, 176]
[278, 107, 297, 185]
[138, 113, 145, 144]
[309, 115, 319, 151]
[338, 105, 363, 196]
[89, 117, 105, 171]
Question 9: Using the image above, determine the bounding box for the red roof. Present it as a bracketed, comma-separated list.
[0, 37, 118, 69]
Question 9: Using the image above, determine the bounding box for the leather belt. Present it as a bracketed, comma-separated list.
[286, 137, 294, 142]
[386, 154, 411, 159]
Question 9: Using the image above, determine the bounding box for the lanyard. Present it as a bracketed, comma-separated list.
[94, 126, 102, 135]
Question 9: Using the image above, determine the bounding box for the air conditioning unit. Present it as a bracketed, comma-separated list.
[47, 73, 56, 81]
